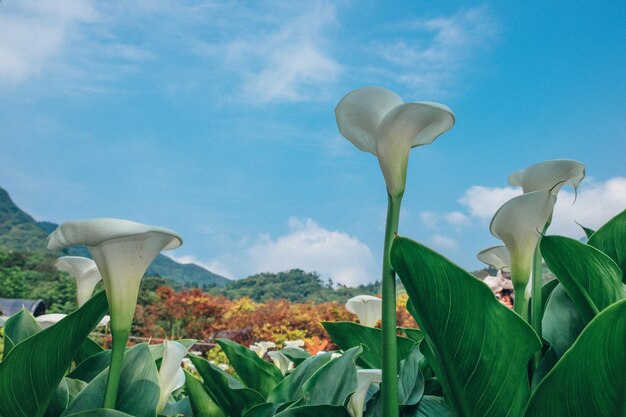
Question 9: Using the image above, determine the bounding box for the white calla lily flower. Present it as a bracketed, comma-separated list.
[157, 339, 189, 413]
[336, 87, 455, 197]
[55, 256, 102, 307]
[508, 159, 585, 194]
[345, 295, 382, 327]
[47, 218, 182, 407]
[490, 190, 556, 314]
[250, 341, 276, 358]
[347, 369, 383, 417]
[35, 313, 110, 329]
[477, 246, 511, 272]
[268, 351, 293, 375]
[283, 340, 305, 350]
[47, 218, 182, 338]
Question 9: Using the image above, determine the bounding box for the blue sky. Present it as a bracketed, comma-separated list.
[1, 1, 625, 285]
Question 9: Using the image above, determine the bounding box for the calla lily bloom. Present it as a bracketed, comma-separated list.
[477, 245, 511, 272]
[345, 295, 382, 327]
[508, 159, 585, 194]
[157, 339, 188, 413]
[268, 351, 293, 375]
[47, 218, 182, 408]
[35, 313, 110, 329]
[283, 340, 305, 350]
[55, 256, 103, 307]
[250, 341, 276, 358]
[490, 190, 556, 316]
[335, 86, 455, 198]
[347, 369, 383, 417]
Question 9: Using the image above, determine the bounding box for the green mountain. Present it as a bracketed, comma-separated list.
[0, 187, 230, 287]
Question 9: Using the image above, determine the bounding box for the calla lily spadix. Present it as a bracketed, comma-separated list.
[157, 339, 189, 414]
[47, 218, 182, 409]
[477, 245, 511, 272]
[345, 295, 382, 327]
[335, 86, 455, 198]
[55, 256, 103, 307]
[508, 159, 585, 195]
[347, 369, 383, 417]
[490, 190, 556, 317]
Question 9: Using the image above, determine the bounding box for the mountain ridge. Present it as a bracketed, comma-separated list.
[0, 186, 230, 287]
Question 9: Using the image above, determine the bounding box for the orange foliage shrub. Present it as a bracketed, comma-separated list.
[134, 286, 419, 350]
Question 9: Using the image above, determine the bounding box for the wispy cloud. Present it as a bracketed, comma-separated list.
[194, 2, 341, 103]
[0, 0, 96, 86]
[371, 7, 499, 96]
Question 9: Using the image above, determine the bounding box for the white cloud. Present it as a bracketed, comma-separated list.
[373, 7, 498, 95]
[168, 253, 234, 280]
[459, 185, 521, 219]
[444, 211, 470, 226]
[420, 211, 440, 229]
[0, 0, 96, 86]
[247, 217, 376, 286]
[431, 234, 458, 250]
[195, 2, 340, 102]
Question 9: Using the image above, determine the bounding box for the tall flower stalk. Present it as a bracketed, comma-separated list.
[336, 87, 454, 417]
[47, 218, 182, 409]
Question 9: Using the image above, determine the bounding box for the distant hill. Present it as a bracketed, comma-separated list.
[214, 268, 381, 303]
[0, 186, 230, 287]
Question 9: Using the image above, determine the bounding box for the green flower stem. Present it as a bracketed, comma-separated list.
[103, 328, 130, 409]
[530, 242, 543, 370]
[513, 283, 530, 321]
[382, 192, 402, 417]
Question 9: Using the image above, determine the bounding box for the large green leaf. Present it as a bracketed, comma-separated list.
[3, 308, 42, 354]
[74, 338, 104, 366]
[541, 284, 585, 358]
[61, 343, 160, 417]
[189, 354, 265, 417]
[391, 236, 541, 417]
[279, 348, 310, 366]
[242, 403, 281, 417]
[322, 322, 416, 369]
[398, 346, 424, 407]
[0, 291, 108, 417]
[268, 352, 333, 404]
[68, 350, 112, 383]
[541, 235, 626, 322]
[184, 370, 226, 417]
[217, 338, 283, 398]
[275, 405, 350, 417]
[63, 410, 134, 417]
[44, 379, 69, 417]
[588, 208, 626, 283]
[524, 299, 626, 417]
[299, 346, 361, 406]
[403, 396, 453, 417]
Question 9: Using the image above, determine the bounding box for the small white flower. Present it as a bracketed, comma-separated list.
[268, 351, 293, 375]
[283, 340, 305, 350]
[55, 256, 103, 307]
[477, 246, 511, 272]
[345, 295, 382, 327]
[157, 339, 189, 413]
[347, 369, 383, 417]
[250, 341, 276, 358]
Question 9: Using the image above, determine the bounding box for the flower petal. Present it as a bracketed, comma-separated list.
[345, 295, 382, 327]
[157, 340, 189, 413]
[376, 102, 455, 197]
[47, 218, 182, 251]
[335, 86, 403, 154]
[476, 246, 511, 272]
[508, 160, 585, 194]
[490, 190, 556, 287]
[347, 369, 382, 417]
